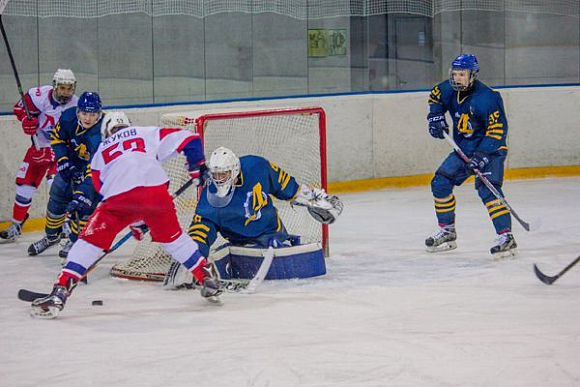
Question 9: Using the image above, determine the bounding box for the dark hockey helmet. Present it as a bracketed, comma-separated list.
[449, 54, 479, 91]
[77, 91, 102, 114]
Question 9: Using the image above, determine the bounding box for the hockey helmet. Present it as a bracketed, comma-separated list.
[77, 91, 103, 129]
[449, 54, 479, 91]
[206, 147, 241, 207]
[52, 68, 76, 105]
[77, 91, 102, 113]
[102, 111, 131, 138]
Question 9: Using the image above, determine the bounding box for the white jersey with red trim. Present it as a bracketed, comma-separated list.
[91, 126, 200, 200]
[14, 85, 78, 148]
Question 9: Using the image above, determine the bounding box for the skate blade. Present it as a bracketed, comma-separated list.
[29, 306, 60, 319]
[204, 295, 223, 305]
[426, 241, 457, 253]
[492, 248, 518, 260]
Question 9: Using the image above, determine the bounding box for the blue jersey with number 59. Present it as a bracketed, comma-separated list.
[428, 79, 509, 156]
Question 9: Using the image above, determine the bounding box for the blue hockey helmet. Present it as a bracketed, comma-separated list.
[77, 91, 102, 113]
[449, 54, 479, 91]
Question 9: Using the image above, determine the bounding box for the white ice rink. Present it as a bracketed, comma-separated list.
[1, 177, 579, 387]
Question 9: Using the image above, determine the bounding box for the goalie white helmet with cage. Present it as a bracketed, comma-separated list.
[102, 111, 131, 138]
[206, 147, 241, 207]
[52, 68, 76, 104]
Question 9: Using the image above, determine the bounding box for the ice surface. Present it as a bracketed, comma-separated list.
[1, 177, 579, 387]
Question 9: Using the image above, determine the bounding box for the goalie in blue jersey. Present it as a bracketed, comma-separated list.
[425, 54, 516, 257]
[164, 146, 343, 288]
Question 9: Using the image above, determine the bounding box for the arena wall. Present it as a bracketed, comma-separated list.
[1, 85, 579, 223]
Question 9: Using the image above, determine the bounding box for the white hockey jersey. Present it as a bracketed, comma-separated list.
[91, 126, 200, 200]
[14, 85, 78, 148]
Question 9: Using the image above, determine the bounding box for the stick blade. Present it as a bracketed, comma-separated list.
[533, 264, 557, 285]
[18, 289, 49, 302]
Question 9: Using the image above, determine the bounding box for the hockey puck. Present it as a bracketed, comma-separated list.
[92, 300, 103, 306]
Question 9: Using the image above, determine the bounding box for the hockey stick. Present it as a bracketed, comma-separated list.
[18, 276, 254, 302]
[0, 4, 40, 150]
[442, 132, 532, 231]
[533, 256, 580, 285]
[164, 245, 275, 294]
[17, 178, 196, 302]
[240, 246, 275, 294]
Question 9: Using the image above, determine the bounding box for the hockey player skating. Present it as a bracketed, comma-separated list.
[30, 112, 222, 319]
[27, 91, 103, 259]
[164, 146, 343, 288]
[0, 69, 78, 242]
[425, 54, 516, 258]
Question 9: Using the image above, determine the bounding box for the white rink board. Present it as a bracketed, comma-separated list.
[1, 86, 579, 220]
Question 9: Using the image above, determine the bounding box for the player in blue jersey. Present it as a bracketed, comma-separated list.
[189, 147, 342, 256]
[27, 91, 104, 259]
[425, 54, 516, 257]
[163, 146, 343, 288]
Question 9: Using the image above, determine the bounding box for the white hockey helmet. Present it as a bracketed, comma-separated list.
[52, 68, 76, 104]
[102, 111, 131, 138]
[206, 147, 240, 207]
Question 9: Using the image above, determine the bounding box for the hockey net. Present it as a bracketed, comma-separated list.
[110, 107, 328, 281]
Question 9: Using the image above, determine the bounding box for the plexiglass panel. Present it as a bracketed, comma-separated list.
[0, 6, 578, 112]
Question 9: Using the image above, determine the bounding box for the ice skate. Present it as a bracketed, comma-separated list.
[490, 232, 517, 259]
[59, 240, 74, 263]
[30, 285, 68, 319]
[200, 264, 223, 304]
[425, 225, 457, 252]
[28, 234, 61, 256]
[0, 222, 22, 242]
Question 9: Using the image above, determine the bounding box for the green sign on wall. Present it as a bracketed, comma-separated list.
[308, 29, 347, 57]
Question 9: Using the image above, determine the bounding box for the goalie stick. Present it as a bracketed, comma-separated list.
[240, 245, 274, 294]
[17, 178, 196, 302]
[533, 255, 580, 285]
[442, 132, 533, 232]
[164, 245, 275, 294]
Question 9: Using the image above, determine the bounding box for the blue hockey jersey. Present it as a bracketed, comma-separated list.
[50, 106, 104, 195]
[428, 79, 509, 156]
[188, 155, 300, 257]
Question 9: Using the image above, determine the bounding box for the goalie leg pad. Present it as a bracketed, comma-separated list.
[212, 243, 326, 280]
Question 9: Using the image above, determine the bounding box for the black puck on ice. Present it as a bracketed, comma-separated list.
[92, 300, 103, 306]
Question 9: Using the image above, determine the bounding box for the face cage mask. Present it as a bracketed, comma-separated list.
[449, 69, 477, 92]
[53, 82, 76, 105]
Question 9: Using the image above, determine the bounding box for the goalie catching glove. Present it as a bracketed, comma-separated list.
[291, 185, 343, 224]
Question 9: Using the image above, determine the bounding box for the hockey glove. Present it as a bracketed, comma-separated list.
[66, 192, 93, 214]
[467, 151, 491, 173]
[188, 162, 209, 187]
[21, 116, 39, 135]
[427, 113, 449, 139]
[57, 159, 83, 184]
[30, 147, 55, 164]
[292, 185, 344, 224]
[129, 222, 149, 241]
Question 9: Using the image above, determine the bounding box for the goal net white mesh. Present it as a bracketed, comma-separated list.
[2, 0, 578, 19]
[110, 107, 327, 281]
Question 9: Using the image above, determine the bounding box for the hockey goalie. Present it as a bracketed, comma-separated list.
[164, 146, 344, 289]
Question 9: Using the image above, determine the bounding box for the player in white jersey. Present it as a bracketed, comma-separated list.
[0, 69, 78, 242]
[30, 112, 222, 319]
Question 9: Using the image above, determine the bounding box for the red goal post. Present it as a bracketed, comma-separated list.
[110, 106, 328, 281]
